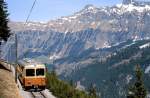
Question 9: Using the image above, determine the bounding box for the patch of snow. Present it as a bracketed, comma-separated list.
[144, 37, 150, 40]
[27, 23, 32, 27]
[91, 21, 96, 25]
[100, 7, 108, 13]
[139, 43, 150, 49]
[49, 54, 61, 60]
[95, 46, 100, 50]
[64, 29, 69, 34]
[69, 16, 77, 19]
[78, 21, 81, 23]
[112, 41, 126, 47]
[113, 52, 117, 56]
[31, 28, 37, 31]
[88, 6, 95, 10]
[108, 19, 117, 23]
[132, 35, 139, 41]
[95, 42, 111, 49]
[59, 22, 63, 25]
[62, 17, 72, 22]
[122, 42, 135, 49]
[126, 75, 132, 84]
[145, 5, 150, 10]
[116, 4, 122, 8]
[113, 42, 120, 46]
[82, 5, 99, 14]
[48, 23, 53, 26]
[145, 65, 150, 74]
[68, 19, 71, 22]
[103, 42, 111, 48]
[62, 17, 68, 20]
[117, 3, 150, 13]
[129, 4, 150, 12]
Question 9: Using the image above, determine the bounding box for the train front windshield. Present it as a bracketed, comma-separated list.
[26, 69, 35, 76]
[36, 68, 45, 76]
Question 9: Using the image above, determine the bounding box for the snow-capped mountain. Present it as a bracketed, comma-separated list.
[2, 0, 150, 72]
[10, 0, 150, 33]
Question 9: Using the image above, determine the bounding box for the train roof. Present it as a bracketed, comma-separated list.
[18, 58, 45, 68]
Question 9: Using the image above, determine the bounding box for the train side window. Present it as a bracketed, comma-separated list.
[26, 69, 35, 76]
[36, 69, 44, 76]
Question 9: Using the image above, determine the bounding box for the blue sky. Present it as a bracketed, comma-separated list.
[6, 0, 122, 22]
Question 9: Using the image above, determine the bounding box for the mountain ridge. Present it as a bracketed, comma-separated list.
[9, 0, 150, 33]
[3, 0, 150, 65]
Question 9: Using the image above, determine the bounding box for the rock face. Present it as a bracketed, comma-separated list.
[0, 66, 22, 98]
[3, 0, 150, 58]
[1, 0, 150, 73]
[1, 0, 150, 76]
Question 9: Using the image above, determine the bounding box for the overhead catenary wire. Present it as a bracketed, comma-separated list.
[25, 0, 37, 25]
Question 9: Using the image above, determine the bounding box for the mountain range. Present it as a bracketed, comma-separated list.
[1, 0, 150, 98]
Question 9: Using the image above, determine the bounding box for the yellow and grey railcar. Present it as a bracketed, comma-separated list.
[17, 59, 46, 90]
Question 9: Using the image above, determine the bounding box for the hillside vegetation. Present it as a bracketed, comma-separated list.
[64, 39, 150, 98]
[47, 71, 98, 98]
[47, 72, 97, 98]
[46, 71, 98, 98]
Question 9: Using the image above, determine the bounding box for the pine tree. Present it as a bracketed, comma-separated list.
[0, 0, 10, 45]
[127, 65, 147, 98]
[89, 83, 97, 98]
[69, 79, 74, 87]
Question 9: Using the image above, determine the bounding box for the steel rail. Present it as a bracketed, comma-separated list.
[31, 91, 46, 98]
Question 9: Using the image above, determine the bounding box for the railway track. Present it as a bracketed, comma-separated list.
[31, 91, 47, 98]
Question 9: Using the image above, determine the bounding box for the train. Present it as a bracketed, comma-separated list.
[16, 58, 46, 90]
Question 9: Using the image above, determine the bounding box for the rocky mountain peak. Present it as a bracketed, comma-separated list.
[81, 4, 98, 12]
[122, 0, 150, 6]
[84, 4, 95, 9]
